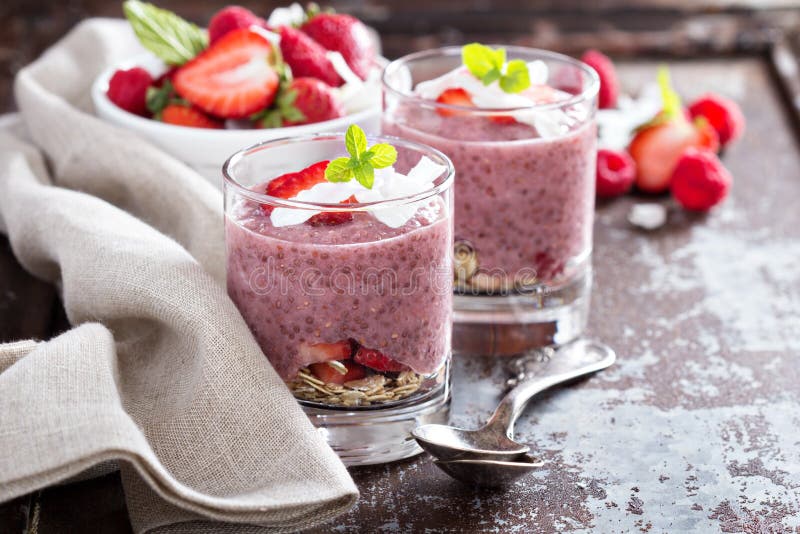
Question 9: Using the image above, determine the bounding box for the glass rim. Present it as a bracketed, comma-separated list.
[381, 45, 601, 113]
[222, 132, 455, 212]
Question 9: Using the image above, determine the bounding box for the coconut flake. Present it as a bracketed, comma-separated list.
[269, 157, 441, 229]
[628, 203, 668, 230]
[413, 62, 571, 137]
[597, 83, 662, 150]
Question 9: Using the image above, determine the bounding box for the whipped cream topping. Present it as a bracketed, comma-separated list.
[597, 83, 662, 151]
[413, 61, 574, 137]
[328, 51, 382, 115]
[266, 3, 305, 27]
[269, 156, 447, 228]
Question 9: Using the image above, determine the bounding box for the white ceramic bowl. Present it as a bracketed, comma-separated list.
[91, 54, 382, 186]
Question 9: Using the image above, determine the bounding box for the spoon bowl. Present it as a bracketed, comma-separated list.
[413, 339, 615, 486]
[413, 425, 529, 462]
[433, 455, 545, 487]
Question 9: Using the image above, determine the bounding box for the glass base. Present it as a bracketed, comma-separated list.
[301, 373, 451, 466]
[453, 268, 591, 356]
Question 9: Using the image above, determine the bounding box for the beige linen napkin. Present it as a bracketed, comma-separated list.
[0, 17, 358, 533]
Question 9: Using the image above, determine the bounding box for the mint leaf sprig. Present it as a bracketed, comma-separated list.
[123, 0, 208, 66]
[325, 125, 397, 189]
[462, 43, 531, 94]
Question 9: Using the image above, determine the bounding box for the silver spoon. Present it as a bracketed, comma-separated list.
[413, 339, 615, 469]
[434, 454, 546, 487]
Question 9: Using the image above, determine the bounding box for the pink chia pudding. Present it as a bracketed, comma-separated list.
[225, 195, 453, 389]
[383, 110, 596, 285]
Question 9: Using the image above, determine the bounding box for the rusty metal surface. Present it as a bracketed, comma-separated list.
[312, 57, 800, 532]
[1, 54, 799, 532]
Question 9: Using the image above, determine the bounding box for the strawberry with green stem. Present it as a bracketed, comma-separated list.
[256, 77, 344, 128]
[628, 67, 719, 193]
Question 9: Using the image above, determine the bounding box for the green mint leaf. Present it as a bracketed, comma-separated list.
[462, 43, 503, 81]
[345, 124, 367, 158]
[499, 59, 531, 93]
[123, 0, 207, 66]
[146, 79, 173, 115]
[325, 157, 353, 182]
[352, 164, 375, 189]
[480, 69, 502, 86]
[657, 66, 682, 120]
[364, 143, 397, 169]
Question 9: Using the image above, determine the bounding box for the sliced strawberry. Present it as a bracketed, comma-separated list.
[298, 339, 354, 365]
[301, 13, 376, 80]
[435, 88, 475, 117]
[353, 347, 409, 373]
[309, 360, 367, 385]
[160, 104, 223, 129]
[208, 6, 267, 45]
[173, 29, 279, 119]
[266, 160, 330, 198]
[278, 26, 343, 87]
[307, 194, 358, 226]
[629, 119, 718, 193]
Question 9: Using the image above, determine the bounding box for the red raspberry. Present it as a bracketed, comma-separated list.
[688, 93, 745, 147]
[208, 6, 267, 45]
[670, 147, 732, 211]
[580, 50, 619, 109]
[596, 148, 636, 198]
[106, 67, 153, 116]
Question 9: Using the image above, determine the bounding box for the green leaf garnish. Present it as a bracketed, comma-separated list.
[462, 43, 531, 94]
[324, 125, 397, 189]
[657, 66, 683, 120]
[123, 0, 208, 66]
[499, 59, 531, 94]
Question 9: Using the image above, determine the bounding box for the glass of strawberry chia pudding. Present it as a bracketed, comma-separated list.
[381, 47, 599, 355]
[223, 133, 454, 465]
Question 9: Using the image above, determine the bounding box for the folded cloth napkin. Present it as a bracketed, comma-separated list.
[0, 18, 358, 533]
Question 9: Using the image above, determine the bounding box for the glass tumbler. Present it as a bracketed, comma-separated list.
[382, 46, 599, 355]
[223, 133, 454, 465]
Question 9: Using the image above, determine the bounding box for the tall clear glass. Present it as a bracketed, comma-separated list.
[223, 133, 454, 464]
[382, 47, 599, 355]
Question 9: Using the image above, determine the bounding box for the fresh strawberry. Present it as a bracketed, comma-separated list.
[354, 347, 409, 373]
[307, 195, 357, 226]
[173, 29, 279, 119]
[208, 6, 267, 45]
[688, 93, 745, 147]
[435, 88, 475, 117]
[107, 67, 153, 116]
[580, 49, 618, 109]
[160, 104, 223, 129]
[298, 339, 354, 365]
[628, 68, 719, 193]
[309, 360, 367, 385]
[278, 26, 343, 87]
[596, 148, 636, 198]
[259, 77, 345, 128]
[261, 160, 330, 215]
[301, 13, 376, 80]
[670, 147, 732, 211]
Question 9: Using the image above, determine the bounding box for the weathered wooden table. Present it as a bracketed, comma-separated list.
[3, 4, 800, 530]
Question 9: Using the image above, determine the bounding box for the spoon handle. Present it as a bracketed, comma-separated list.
[483, 339, 616, 437]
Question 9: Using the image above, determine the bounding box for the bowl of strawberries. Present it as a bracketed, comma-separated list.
[91, 1, 383, 183]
